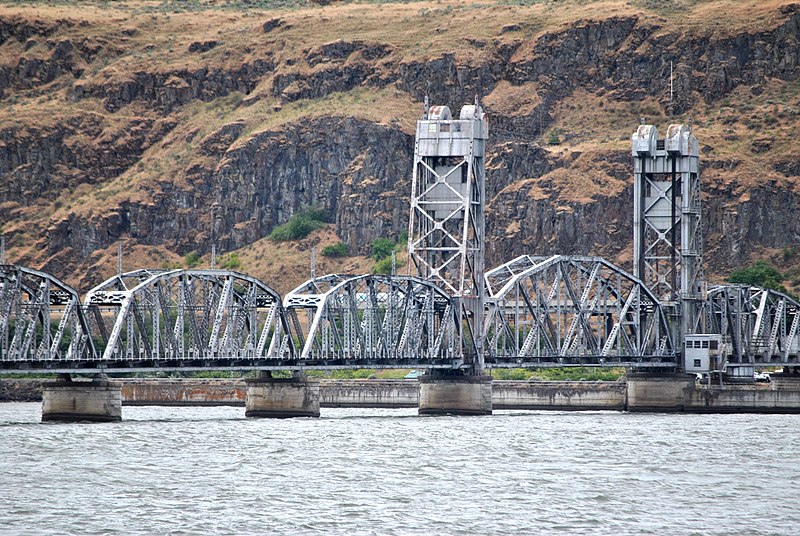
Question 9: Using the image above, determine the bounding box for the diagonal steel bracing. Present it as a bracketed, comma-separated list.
[284, 274, 461, 368]
[703, 285, 800, 367]
[0, 265, 95, 367]
[484, 256, 675, 367]
[78, 269, 293, 371]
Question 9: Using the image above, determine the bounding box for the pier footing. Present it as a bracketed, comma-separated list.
[41, 375, 122, 422]
[626, 373, 695, 412]
[245, 376, 320, 418]
[418, 373, 492, 415]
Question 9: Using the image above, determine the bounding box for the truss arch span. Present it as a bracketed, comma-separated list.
[284, 274, 463, 368]
[484, 255, 675, 367]
[0, 265, 95, 369]
[704, 285, 800, 366]
[85, 269, 293, 367]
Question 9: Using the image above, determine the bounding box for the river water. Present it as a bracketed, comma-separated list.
[0, 403, 797, 535]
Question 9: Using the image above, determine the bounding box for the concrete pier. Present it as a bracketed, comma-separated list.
[626, 373, 696, 412]
[9, 375, 800, 415]
[418, 373, 492, 415]
[41, 375, 122, 422]
[245, 375, 320, 418]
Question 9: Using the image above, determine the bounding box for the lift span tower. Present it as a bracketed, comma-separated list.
[407, 100, 492, 414]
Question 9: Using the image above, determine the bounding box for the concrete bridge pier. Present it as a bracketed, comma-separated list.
[418, 371, 493, 415]
[245, 372, 320, 418]
[41, 374, 122, 422]
[625, 372, 695, 412]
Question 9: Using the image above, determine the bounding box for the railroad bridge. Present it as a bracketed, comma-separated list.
[3, 102, 797, 420]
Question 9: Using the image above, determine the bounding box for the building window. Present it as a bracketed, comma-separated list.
[710, 340, 718, 350]
[694, 359, 701, 368]
[702, 341, 709, 348]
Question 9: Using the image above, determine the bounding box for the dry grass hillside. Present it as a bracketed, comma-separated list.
[0, 0, 798, 295]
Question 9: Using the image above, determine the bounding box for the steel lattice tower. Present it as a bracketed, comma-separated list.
[407, 101, 487, 372]
[632, 123, 705, 347]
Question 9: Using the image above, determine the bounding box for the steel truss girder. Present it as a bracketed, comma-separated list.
[0, 265, 95, 364]
[484, 256, 675, 367]
[83, 269, 293, 365]
[284, 274, 463, 367]
[703, 285, 800, 366]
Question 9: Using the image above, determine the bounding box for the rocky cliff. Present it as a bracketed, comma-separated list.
[0, 0, 798, 293]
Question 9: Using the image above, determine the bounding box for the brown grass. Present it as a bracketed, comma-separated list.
[1, 0, 799, 287]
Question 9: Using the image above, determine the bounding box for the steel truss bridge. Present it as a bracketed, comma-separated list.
[0, 117, 794, 377]
[3, 261, 798, 374]
[703, 285, 800, 368]
[485, 255, 674, 368]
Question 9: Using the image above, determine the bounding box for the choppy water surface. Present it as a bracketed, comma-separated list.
[0, 404, 798, 535]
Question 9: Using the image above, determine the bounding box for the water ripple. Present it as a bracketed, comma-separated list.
[0, 404, 799, 534]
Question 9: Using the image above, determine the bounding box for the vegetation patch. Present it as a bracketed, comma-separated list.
[184, 251, 201, 268]
[269, 207, 329, 242]
[371, 237, 396, 261]
[491, 367, 625, 381]
[370, 235, 406, 274]
[321, 242, 348, 257]
[219, 253, 241, 270]
[727, 260, 789, 295]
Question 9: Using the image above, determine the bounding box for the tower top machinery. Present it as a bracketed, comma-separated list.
[407, 99, 488, 372]
[632, 123, 704, 354]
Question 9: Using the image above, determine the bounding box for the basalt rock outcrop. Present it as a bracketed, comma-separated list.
[0, 3, 798, 290]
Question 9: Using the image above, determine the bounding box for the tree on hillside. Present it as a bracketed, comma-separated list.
[727, 260, 788, 294]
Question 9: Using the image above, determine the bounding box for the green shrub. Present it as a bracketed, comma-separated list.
[529, 367, 625, 381]
[728, 260, 788, 294]
[371, 237, 395, 261]
[491, 368, 532, 380]
[321, 242, 348, 257]
[269, 207, 328, 242]
[372, 256, 394, 275]
[184, 251, 201, 268]
[219, 253, 241, 270]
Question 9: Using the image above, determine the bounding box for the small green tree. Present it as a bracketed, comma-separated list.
[184, 251, 201, 268]
[547, 129, 561, 145]
[269, 207, 329, 242]
[372, 256, 394, 275]
[371, 237, 395, 261]
[728, 260, 788, 294]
